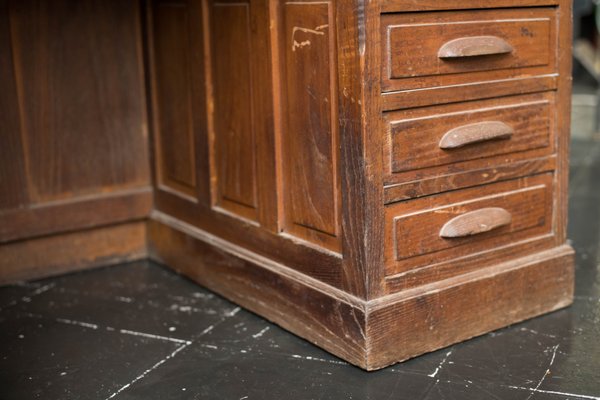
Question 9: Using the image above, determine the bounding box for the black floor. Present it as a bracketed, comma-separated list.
[2, 138, 600, 399]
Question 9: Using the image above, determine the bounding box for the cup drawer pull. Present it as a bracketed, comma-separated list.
[438, 36, 514, 58]
[439, 121, 514, 149]
[439, 207, 512, 238]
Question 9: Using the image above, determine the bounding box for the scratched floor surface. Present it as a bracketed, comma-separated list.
[1, 108, 600, 400]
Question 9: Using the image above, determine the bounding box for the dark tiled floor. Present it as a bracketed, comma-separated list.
[2, 134, 600, 399]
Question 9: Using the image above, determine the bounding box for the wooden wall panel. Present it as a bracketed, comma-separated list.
[278, 1, 341, 252]
[147, 0, 210, 204]
[209, 1, 259, 220]
[9, 0, 150, 202]
[149, 0, 198, 199]
[0, 0, 28, 210]
[1, 0, 152, 278]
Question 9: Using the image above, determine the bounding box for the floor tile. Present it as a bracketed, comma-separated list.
[0, 312, 182, 400]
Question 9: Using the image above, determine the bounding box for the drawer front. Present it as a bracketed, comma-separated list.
[380, 1, 559, 13]
[385, 92, 554, 175]
[385, 174, 553, 275]
[381, 8, 557, 92]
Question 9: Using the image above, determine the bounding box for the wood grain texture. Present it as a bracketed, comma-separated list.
[437, 35, 514, 58]
[380, 0, 559, 13]
[384, 156, 557, 204]
[153, 193, 344, 286]
[147, 0, 199, 199]
[9, 0, 150, 202]
[386, 174, 554, 274]
[0, 0, 576, 371]
[385, 92, 554, 176]
[148, 218, 367, 366]
[381, 75, 558, 111]
[277, 0, 341, 251]
[0, 0, 28, 211]
[554, 0, 573, 245]
[147, 219, 573, 371]
[438, 121, 515, 150]
[0, 188, 152, 243]
[439, 207, 513, 238]
[0, 222, 147, 285]
[381, 8, 557, 92]
[367, 246, 574, 370]
[334, 0, 386, 299]
[390, 20, 549, 77]
[210, 1, 258, 220]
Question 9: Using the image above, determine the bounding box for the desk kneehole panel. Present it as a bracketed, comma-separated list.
[384, 173, 555, 277]
[381, 7, 557, 92]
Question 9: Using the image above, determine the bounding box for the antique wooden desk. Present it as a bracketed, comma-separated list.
[0, 0, 573, 370]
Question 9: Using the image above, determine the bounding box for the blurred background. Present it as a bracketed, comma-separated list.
[573, 0, 600, 139]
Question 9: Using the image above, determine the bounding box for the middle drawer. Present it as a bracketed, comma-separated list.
[383, 92, 555, 183]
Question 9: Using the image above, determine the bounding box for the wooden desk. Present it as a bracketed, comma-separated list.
[0, 0, 574, 370]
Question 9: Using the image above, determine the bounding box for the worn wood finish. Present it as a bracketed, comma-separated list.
[438, 121, 515, 150]
[437, 36, 514, 58]
[385, 92, 554, 177]
[210, 1, 259, 220]
[382, 74, 558, 111]
[380, 0, 559, 13]
[384, 156, 557, 203]
[0, 222, 147, 285]
[145, 0, 572, 369]
[0, 188, 152, 244]
[276, 0, 342, 251]
[0, 0, 575, 370]
[439, 207, 513, 239]
[9, 0, 150, 202]
[148, 217, 573, 370]
[147, 217, 367, 366]
[381, 8, 557, 92]
[385, 174, 554, 274]
[0, 0, 152, 281]
[147, 0, 199, 200]
[0, 0, 28, 211]
[368, 246, 574, 370]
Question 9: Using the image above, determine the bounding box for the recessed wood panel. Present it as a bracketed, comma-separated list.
[9, 0, 150, 202]
[149, 0, 198, 199]
[0, 0, 28, 210]
[279, 1, 341, 252]
[210, 1, 258, 220]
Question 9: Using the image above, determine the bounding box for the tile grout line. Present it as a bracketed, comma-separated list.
[522, 344, 559, 400]
[507, 385, 600, 400]
[105, 306, 243, 399]
[0, 283, 56, 311]
[19, 311, 191, 345]
[104, 342, 191, 400]
[118, 329, 191, 345]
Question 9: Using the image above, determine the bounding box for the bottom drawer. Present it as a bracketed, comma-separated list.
[385, 173, 554, 276]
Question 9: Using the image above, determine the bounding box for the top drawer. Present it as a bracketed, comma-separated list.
[381, 8, 557, 93]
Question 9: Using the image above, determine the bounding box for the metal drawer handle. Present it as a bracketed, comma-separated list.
[438, 36, 514, 58]
[439, 207, 512, 238]
[439, 121, 514, 149]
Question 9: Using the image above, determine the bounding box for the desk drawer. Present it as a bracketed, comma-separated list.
[385, 92, 554, 176]
[384, 174, 554, 275]
[381, 8, 557, 92]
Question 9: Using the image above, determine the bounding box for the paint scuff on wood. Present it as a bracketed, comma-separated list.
[291, 25, 328, 51]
